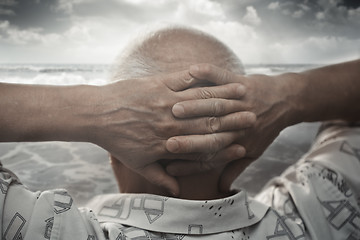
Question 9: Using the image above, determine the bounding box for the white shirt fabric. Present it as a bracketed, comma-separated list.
[1, 126, 360, 240]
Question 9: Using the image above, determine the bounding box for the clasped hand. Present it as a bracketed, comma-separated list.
[93, 69, 256, 196]
[166, 64, 296, 192]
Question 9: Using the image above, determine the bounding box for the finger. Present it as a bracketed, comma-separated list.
[166, 144, 246, 176]
[166, 131, 243, 154]
[175, 112, 256, 135]
[160, 70, 203, 92]
[179, 83, 245, 101]
[172, 99, 251, 118]
[189, 64, 246, 85]
[218, 158, 254, 193]
[138, 163, 180, 197]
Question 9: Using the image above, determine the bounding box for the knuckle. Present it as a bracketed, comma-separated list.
[212, 100, 225, 115]
[209, 134, 223, 150]
[200, 63, 213, 76]
[217, 69, 229, 83]
[226, 146, 244, 161]
[231, 84, 243, 97]
[248, 112, 257, 123]
[241, 112, 257, 127]
[153, 97, 169, 109]
[151, 174, 166, 186]
[181, 137, 193, 153]
[200, 161, 214, 171]
[207, 117, 221, 133]
[157, 117, 175, 135]
[197, 153, 217, 169]
[198, 88, 214, 99]
[235, 130, 247, 140]
[195, 153, 206, 162]
[162, 122, 175, 135]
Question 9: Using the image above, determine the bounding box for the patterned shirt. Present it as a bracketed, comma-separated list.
[1, 127, 360, 239]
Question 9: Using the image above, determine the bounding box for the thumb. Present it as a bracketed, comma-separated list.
[190, 64, 244, 85]
[161, 70, 200, 92]
[219, 158, 253, 193]
[138, 163, 180, 197]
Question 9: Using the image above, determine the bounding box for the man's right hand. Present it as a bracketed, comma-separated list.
[165, 64, 299, 191]
[166, 60, 360, 192]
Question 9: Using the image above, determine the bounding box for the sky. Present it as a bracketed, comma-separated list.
[0, 0, 359, 64]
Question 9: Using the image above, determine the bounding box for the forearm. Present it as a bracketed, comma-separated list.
[286, 59, 360, 124]
[0, 83, 97, 142]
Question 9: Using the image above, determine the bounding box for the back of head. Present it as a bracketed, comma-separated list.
[111, 26, 244, 80]
[111, 26, 244, 200]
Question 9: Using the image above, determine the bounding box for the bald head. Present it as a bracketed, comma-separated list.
[112, 26, 244, 80]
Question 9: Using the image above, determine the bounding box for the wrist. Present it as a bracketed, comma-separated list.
[61, 85, 103, 143]
[276, 72, 308, 127]
[82, 83, 128, 146]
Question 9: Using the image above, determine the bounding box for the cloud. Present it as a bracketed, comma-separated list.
[65, 23, 92, 43]
[194, 20, 265, 64]
[172, 0, 226, 26]
[0, 20, 61, 45]
[0, 19, 9, 29]
[183, 0, 225, 18]
[0, 0, 16, 16]
[0, 8, 14, 15]
[0, 0, 359, 64]
[268, 2, 279, 10]
[292, 9, 304, 18]
[269, 36, 360, 63]
[298, 3, 310, 12]
[348, 7, 360, 22]
[122, 0, 167, 5]
[316, 11, 325, 20]
[243, 6, 261, 26]
[54, 0, 89, 14]
[0, 0, 17, 6]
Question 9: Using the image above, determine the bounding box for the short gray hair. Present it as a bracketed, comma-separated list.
[111, 25, 244, 81]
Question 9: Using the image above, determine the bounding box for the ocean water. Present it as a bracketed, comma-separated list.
[0, 63, 318, 85]
[0, 63, 321, 204]
[0, 64, 112, 85]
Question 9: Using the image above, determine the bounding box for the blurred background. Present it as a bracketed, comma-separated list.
[0, 0, 358, 205]
[1, 0, 359, 64]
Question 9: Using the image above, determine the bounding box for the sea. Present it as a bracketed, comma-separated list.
[0, 63, 319, 85]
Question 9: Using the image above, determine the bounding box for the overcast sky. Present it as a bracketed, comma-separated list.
[0, 0, 359, 64]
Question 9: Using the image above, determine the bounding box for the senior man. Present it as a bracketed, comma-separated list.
[0, 25, 254, 239]
[1, 26, 360, 240]
[96, 27, 360, 239]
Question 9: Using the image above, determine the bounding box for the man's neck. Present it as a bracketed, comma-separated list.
[111, 159, 230, 200]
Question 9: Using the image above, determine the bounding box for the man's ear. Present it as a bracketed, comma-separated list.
[109, 154, 125, 193]
[109, 154, 124, 172]
[109, 154, 118, 163]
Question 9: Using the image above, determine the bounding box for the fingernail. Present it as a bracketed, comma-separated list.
[166, 184, 179, 197]
[190, 65, 200, 74]
[184, 77, 195, 83]
[237, 146, 245, 157]
[248, 112, 257, 125]
[237, 85, 246, 96]
[172, 104, 185, 117]
[167, 138, 180, 153]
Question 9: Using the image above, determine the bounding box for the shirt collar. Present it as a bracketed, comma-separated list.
[89, 190, 269, 235]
